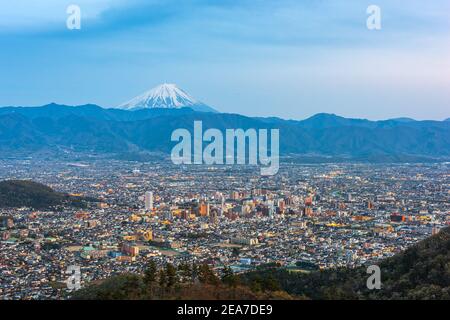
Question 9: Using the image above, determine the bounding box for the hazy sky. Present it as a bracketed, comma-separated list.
[0, 0, 449, 120]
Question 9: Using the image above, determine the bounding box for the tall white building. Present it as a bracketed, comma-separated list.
[145, 191, 153, 211]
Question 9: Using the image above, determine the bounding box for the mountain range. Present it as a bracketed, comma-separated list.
[0, 101, 448, 162]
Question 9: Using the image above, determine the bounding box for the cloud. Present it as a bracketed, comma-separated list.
[2, 0, 449, 48]
[0, 0, 448, 120]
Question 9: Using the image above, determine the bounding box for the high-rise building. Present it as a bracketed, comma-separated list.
[278, 199, 285, 212]
[268, 200, 275, 217]
[304, 207, 313, 216]
[220, 196, 226, 216]
[181, 210, 190, 220]
[145, 191, 154, 211]
[209, 209, 218, 224]
[200, 202, 210, 217]
[122, 243, 140, 257]
[304, 196, 313, 206]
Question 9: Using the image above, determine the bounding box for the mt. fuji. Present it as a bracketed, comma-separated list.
[118, 83, 217, 113]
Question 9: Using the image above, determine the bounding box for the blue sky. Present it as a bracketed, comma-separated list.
[0, 0, 449, 120]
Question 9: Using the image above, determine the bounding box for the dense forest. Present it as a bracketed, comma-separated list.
[72, 227, 450, 300]
[0, 180, 95, 209]
[71, 263, 293, 300]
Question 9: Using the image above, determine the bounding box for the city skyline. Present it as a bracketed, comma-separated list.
[1, 158, 448, 299]
[0, 0, 449, 120]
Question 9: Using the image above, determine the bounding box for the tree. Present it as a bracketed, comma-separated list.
[178, 262, 192, 282]
[221, 266, 239, 288]
[165, 263, 178, 288]
[262, 275, 281, 292]
[198, 264, 220, 285]
[191, 263, 199, 283]
[158, 269, 167, 288]
[143, 260, 157, 286]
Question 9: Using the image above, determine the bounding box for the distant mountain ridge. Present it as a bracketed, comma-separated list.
[0, 104, 449, 161]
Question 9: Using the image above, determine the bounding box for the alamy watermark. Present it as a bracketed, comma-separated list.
[367, 5, 382, 30]
[65, 4, 380, 31]
[171, 121, 279, 176]
[66, 265, 81, 290]
[66, 4, 81, 30]
[366, 265, 381, 290]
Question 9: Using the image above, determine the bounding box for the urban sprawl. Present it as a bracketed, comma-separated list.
[0, 159, 449, 299]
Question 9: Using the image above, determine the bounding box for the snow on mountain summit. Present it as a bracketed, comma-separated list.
[120, 83, 197, 109]
[118, 83, 217, 113]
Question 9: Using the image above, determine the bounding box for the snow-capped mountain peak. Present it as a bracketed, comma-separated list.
[118, 83, 217, 112]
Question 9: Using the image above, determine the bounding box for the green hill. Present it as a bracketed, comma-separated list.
[71, 263, 293, 300]
[241, 226, 450, 299]
[71, 227, 450, 300]
[0, 180, 95, 209]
